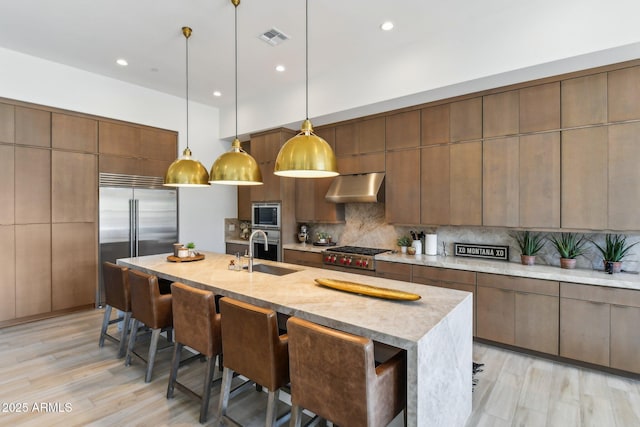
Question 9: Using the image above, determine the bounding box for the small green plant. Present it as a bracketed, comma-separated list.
[592, 234, 638, 262]
[548, 233, 587, 259]
[316, 231, 330, 241]
[397, 236, 411, 247]
[513, 231, 546, 256]
[186, 242, 195, 249]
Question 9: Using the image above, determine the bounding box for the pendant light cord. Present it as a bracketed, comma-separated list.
[305, 0, 309, 120]
[185, 29, 190, 150]
[235, 4, 239, 139]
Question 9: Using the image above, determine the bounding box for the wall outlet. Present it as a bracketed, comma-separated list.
[228, 224, 236, 232]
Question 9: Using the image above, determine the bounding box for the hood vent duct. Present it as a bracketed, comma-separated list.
[325, 172, 385, 203]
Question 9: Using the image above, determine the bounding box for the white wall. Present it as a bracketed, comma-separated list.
[0, 47, 234, 252]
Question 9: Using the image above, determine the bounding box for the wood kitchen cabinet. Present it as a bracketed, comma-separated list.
[15, 223, 51, 318]
[0, 145, 14, 225]
[0, 103, 14, 144]
[15, 106, 51, 147]
[52, 222, 97, 310]
[0, 225, 15, 322]
[15, 146, 50, 225]
[519, 82, 560, 133]
[386, 110, 420, 150]
[561, 126, 607, 229]
[450, 141, 482, 226]
[608, 65, 640, 122]
[449, 97, 482, 142]
[608, 122, 640, 230]
[52, 113, 98, 152]
[376, 261, 411, 282]
[98, 121, 177, 177]
[283, 249, 323, 268]
[250, 128, 295, 202]
[420, 145, 449, 226]
[385, 148, 420, 224]
[560, 282, 640, 374]
[561, 73, 607, 128]
[477, 273, 559, 355]
[483, 137, 519, 227]
[335, 117, 385, 174]
[412, 266, 476, 334]
[483, 90, 519, 137]
[52, 151, 97, 223]
[421, 104, 449, 146]
[519, 132, 560, 228]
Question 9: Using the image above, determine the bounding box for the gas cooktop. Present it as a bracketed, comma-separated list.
[324, 246, 391, 256]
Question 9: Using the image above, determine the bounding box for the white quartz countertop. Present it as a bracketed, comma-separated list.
[282, 243, 640, 291]
[117, 251, 470, 348]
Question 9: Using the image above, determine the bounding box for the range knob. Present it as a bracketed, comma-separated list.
[341, 257, 347, 265]
[355, 259, 362, 267]
[363, 260, 369, 268]
[325, 255, 332, 263]
[347, 257, 353, 265]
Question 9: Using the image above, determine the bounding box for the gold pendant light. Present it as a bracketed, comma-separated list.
[164, 26, 210, 187]
[274, 0, 338, 178]
[209, 0, 263, 186]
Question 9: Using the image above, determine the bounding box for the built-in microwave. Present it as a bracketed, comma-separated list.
[251, 202, 281, 230]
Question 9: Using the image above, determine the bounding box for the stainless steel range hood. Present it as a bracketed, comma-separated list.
[325, 172, 385, 203]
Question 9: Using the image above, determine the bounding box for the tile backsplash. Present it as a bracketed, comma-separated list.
[301, 203, 640, 272]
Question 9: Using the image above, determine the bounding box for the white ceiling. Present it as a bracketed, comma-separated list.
[1, 0, 640, 137]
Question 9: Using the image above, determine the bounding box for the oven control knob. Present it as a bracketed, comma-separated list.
[355, 259, 362, 267]
[347, 258, 353, 265]
[325, 255, 332, 263]
[364, 260, 369, 268]
[341, 257, 346, 265]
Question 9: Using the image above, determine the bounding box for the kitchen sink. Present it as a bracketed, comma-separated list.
[245, 264, 299, 276]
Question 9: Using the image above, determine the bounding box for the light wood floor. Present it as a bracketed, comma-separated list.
[0, 309, 638, 426]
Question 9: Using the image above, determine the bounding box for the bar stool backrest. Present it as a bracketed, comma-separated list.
[170, 282, 221, 357]
[102, 262, 130, 312]
[128, 269, 172, 329]
[219, 297, 289, 391]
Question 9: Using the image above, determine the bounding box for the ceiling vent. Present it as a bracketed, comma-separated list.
[258, 28, 289, 46]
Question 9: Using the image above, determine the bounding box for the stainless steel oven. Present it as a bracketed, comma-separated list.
[252, 228, 281, 262]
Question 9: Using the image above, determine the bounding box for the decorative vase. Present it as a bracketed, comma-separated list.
[560, 258, 576, 269]
[520, 255, 536, 266]
[604, 260, 622, 274]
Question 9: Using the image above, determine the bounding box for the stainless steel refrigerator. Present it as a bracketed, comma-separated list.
[98, 173, 178, 306]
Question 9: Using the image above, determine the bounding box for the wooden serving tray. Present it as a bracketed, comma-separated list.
[167, 254, 205, 262]
[315, 278, 421, 301]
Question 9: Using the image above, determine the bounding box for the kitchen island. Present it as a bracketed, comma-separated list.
[118, 252, 473, 427]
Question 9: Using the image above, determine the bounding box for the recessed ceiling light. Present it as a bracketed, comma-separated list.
[380, 21, 394, 31]
[116, 58, 128, 66]
[213, 91, 222, 97]
[275, 65, 285, 72]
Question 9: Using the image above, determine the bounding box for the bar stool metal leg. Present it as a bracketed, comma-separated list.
[290, 405, 302, 427]
[266, 389, 280, 427]
[99, 305, 113, 347]
[117, 311, 132, 358]
[166, 343, 183, 399]
[125, 318, 140, 366]
[200, 355, 217, 423]
[146, 328, 162, 383]
[217, 366, 234, 425]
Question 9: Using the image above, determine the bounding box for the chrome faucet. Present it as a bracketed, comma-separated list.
[248, 229, 268, 272]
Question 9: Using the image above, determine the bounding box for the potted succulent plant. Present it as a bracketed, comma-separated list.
[592, 234, 638, 273]
[316, 231, 331, 244]
[186, 242, 196, 257]
[397, 236, 411, 254]
[548, 233, 587, 269]
[513, 231, 546, 265]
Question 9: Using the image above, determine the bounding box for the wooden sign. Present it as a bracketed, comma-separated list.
[454, 243, 509, 261]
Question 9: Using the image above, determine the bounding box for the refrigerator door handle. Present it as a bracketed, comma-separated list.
[129, 199, 135, 257]
[134, 199, 140, 257]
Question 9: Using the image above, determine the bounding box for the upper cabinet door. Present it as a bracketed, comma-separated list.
[386, 110, 420, 150]
[52, 114, 98, 152]
[519, 82, 560, 133]
[561, 73, 607, 128]
[15, 106, 51, 147]
[335, 117, 385, 156]
[483, 90, 519, 138]
[421, 104, 450, 146]
[0, 103, 15, 144]
[0, 145, 14, 225]
[99, 121, 140, 157]
[15, 146, 50, 224]
[52, 151, 97, 223]
[483, 137, 519, 227]
[450, 140, 482, 226]
[608, 65, 640, 123]
[139, 128, 177, 161]
[450, 97, 482, 142]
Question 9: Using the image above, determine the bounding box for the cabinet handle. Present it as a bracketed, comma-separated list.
[588, 300, 606, 306]
[612, 304, 628, 309]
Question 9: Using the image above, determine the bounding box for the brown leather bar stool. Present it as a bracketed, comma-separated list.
[125, 269, 173, 383]
[167, 282, 222, 423]
[217, 297, 290, 427]
[287, 317, 406, 427]
[99, 262, 132, 358]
